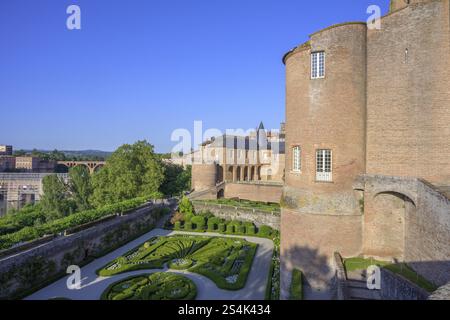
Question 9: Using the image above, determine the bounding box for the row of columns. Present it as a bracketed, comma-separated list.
[227, 165, 261, 183]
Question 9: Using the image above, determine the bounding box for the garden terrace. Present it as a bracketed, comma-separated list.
[98, 235, 258, 290]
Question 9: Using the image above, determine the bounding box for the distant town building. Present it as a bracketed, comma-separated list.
[0, 157, 16, 172]
[0, 173, 69, 216]
[0, 145, 13, 156]
[15, 157, 56, 173]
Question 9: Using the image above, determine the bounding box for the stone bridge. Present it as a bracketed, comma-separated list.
[57, 161, 106, 174]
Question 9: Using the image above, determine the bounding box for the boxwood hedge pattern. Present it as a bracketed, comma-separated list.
[101, 273, 197, 300]
[98, 235, 258, 290]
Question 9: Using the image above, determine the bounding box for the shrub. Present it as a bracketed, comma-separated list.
[237, 225, 246, 234]
[170, 212, 184, 225]
[191, 216, 206, 230]
[246, 225, 256, 235]
[225, 224, 234, 234]
[198, 211, 214, 219]
[184, 222, 193, 231]
[258, 225, 273, 238]
[208, 217, 222, 225]
[0, 196, 151, 250]
[179, 196, 194, 215]
[183, 213, 194, 223]
[218, 223, 226, 233]
[207, 221, 216, 232]
[174, 221, 181, 230]
[289, 269, 303, 300]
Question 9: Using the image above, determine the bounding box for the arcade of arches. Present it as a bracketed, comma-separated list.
[217, 165, 264, 183]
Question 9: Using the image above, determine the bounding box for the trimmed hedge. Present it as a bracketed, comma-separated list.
[184, 222, 193, 231]
[174, 221, 182, 230]
[246, 225, 256, 235]
[0, 196, 151, 250]
[289, 269, 303, 300]
[258, 225, 272, 238]
[225, 224, 234, 234]
[191, 216, 206, 230]
[207, 222, 216, 232]
[218, 223, 226, 233]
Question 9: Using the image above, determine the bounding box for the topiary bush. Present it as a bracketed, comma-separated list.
[246, 225, 256, 235]
[218, 223, 226, 233]
[225, 224, 234, 234]
[184, 221, 193, 231]
[237, 225, 246, 234]
[191, 216, 206, 230]
[258, 225, 273, 238]
[174, 221, 181, 230]
[207, 221, 216, 232]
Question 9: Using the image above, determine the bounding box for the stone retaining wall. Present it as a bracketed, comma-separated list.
[380, 268, 430, 300]
[0, 199, 175, 299]
[192, 202, 280, 230]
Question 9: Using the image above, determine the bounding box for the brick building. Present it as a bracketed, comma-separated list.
[281, 0, 450, 298]
[189, 123, 285, 203]
[15, 157, 56, 173]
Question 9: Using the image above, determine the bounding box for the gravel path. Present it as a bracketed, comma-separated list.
[25, 229, 274, 300]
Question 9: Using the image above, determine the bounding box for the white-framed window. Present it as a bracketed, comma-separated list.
[292, 146, 301, 172]
[311, 51, 325, 79]
[316, 149, 332, 182]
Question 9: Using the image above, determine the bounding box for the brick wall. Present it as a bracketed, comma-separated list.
[366, 0, 450, 184]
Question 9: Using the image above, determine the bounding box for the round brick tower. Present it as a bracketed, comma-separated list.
[282, 23, 367, 216]
[191, 164, 217, 192]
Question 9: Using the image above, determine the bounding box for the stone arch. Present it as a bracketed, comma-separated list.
[250, 166, 255, 181]
[217, 188, 225, 199]
[216, 165, 224, 183]
[93, 163, 104, 173]
[226, 166, 233, 181]
[244, 166, 249, 181]
[236, 166, 241, 181]
[364, 191, 416, 260]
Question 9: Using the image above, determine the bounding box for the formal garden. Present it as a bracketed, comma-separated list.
[101, 272, 197, 300]
[98, 234, 258, 290]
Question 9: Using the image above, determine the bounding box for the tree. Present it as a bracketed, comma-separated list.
[160, 163, 191, 197]
[90, 141, 165, 207]
[179, 196, 194, 216]
[68, 166, 93, 211]
[40, 174, 75, 220]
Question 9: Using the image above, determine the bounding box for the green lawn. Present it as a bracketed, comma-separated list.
[97, 235, 258, 290]
[343, 257, 438, 293]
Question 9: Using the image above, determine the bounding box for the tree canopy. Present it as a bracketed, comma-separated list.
[90, 140, 165, 207]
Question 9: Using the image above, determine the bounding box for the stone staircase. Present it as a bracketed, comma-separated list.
[346, 270, 382, 300]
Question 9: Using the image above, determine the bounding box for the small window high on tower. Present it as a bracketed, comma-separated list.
[311, 51, 325, 79]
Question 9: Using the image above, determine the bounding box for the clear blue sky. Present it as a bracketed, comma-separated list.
[0, 0, 389, 153]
